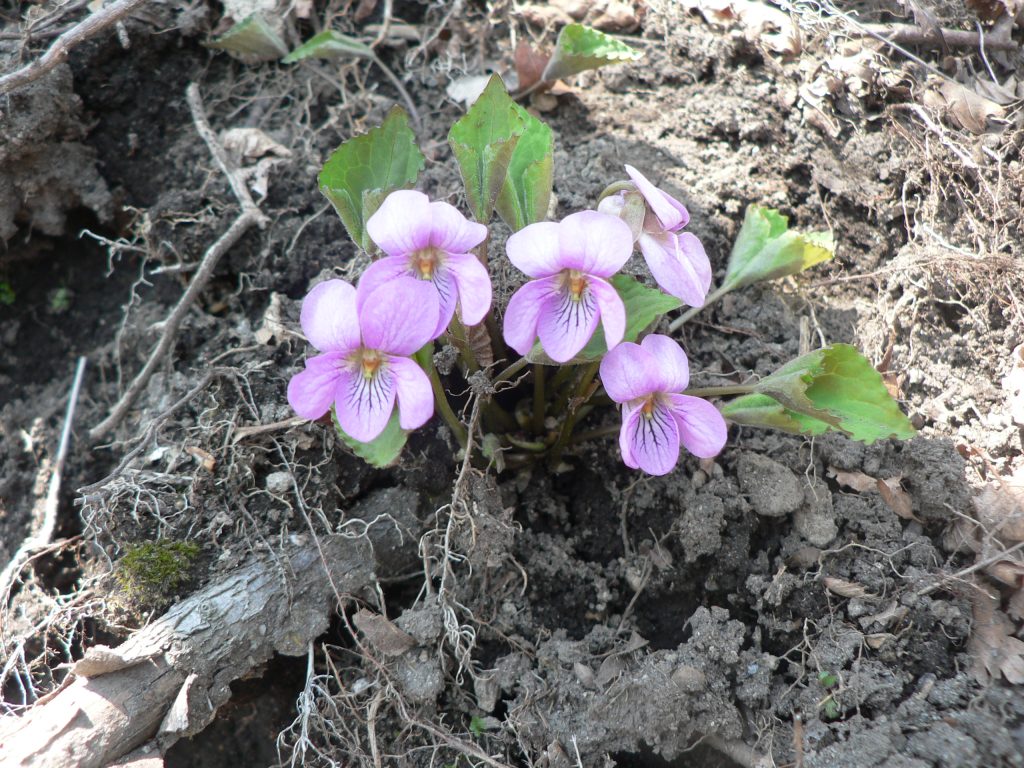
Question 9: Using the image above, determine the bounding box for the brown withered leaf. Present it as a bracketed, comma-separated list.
[975, 465, 1024, 543]
[1009, 588, 1024, 621]
[877, 476, 916, 521]
[830, 467, 917, 520]
[829, 467, 876, 493]
[466, 321, 495, 368]
[823, 576, 875, 600]
[966, 0, 1024, 23]
[967, 582, 1024, 685]
[515, 40, 551, 94]
[923, 81, 1006, 134]
[986, 559, 1024, 588]
[353, 609, 416, 656]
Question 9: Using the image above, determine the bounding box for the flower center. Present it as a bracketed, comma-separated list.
[640, 395, 657, 418]
[410, 246, 442, 279]
[565, 269, 587, 301]
[358, 349, 383, 380]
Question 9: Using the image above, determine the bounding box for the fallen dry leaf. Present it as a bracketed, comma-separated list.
[922, 80, 1007, 134]
[220, 127, 292, 163]
[968, 582, 1024, 685]
[829, 467, 876, 493]
[515, 40, 551, 94]
[975, 465, 1024, 543]
[353, 609, 417, 656]
[684, 0, 800, 55]
[966, 0, 1024, 24]
[823, 576, 875, 600]
[877, 476, 916, 521]
[829, 467, 917, 520]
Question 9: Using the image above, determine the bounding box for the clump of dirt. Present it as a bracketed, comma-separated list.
[0, 64, 112, 241]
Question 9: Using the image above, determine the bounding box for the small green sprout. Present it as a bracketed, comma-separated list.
[0, 280, 14, 305]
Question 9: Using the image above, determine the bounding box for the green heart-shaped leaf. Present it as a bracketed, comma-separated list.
[751, 344, 915, 444]
[318, 106, 425, 251]
[541, 24, 643, 82]
[448, 75, 526, 223]
[720, 393, 831, 437]
[494, 102, 553, 231]
[283, 30, 374, 63]
[723, 204, 834, 291]
[332, 408, 407, 468]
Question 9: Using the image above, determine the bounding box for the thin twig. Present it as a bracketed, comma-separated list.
[0, 0, 149, 95]
[861, 21, 1018, 53]
[0, 357, 87, 604]
[89, 83, 267, 440]
[915, 539, 1024, 598]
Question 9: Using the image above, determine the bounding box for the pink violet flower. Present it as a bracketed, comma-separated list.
[362, 189, 491, 339]
[599, 334, 727, 475]
[503, 210, 632, 363]
[598, 164, 712, 308]
[287, 277, 438, 443]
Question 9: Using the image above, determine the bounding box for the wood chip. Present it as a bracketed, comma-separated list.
[823, 576, 875, 600]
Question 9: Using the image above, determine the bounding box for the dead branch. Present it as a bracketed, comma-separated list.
[89, 83, 268, 441]
[0, 357, 87, 604]
[862, 22, 1018, 52]
[0, 0, 149, 96]
[0, 534, 376, 768]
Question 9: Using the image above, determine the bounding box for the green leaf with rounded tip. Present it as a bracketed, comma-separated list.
[208, 14, 288, 62]
[753, 344, 916, 444]
[318, 107, 425, 251]
[283, 30, 374, 63]
[541, 24, 643, 82]
[494, 102, 553, 231]
[720, 393, 831, 437]
[723, 205, 834, 291]
[332, 408, 407, 468]
[526, 274, 681, 365]
[448, 75, 525, 223]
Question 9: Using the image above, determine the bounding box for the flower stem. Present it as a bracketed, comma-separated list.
[532, 365, 546, 435]
[571, 423, 620, 445]
[447, 316, 480, 373]
[494, 357, 529, 385]
[667, 284, 732, 333]
[682, 383, 757, 398]
[420, 349, 468, 449]
[547, 361, 600, 466]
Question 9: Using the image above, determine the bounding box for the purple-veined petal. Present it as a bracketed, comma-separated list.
[365, 190, 433, 256]
[357, 256, 415, 313]
[600, 342, 658, 404]
[388, 356, 434, 430]
[428, 201, 488, 254]
[445, 252, 492, 327]
[537, 284, 601, 363]
[557, 210, 633, 277]
[638, 232, 710, 308]
[505, 222, 564, 278]
[359, 277, 441, 354]
[666, 394, 728, 459]
[300, 280, 361, 354]
[640, 334, 690, 392]
[588, 276, 626, 351]
[334, 366, 397, 443]
[503, 276, 560, 356]
[618, 402, 641, 469]
[623, 400, 681, 476]
[429, 267, 459, 339]
[288, 353, 345, 420]
[624, 164, 690, 232]
[678, 232, 712, 294]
